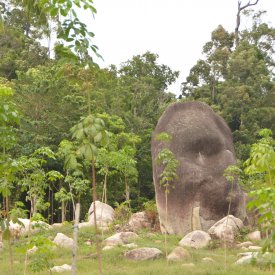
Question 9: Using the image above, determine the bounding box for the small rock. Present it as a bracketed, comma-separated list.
[167, 247, 190, 261]
[27, 246, 38, 255]
[179, 230, 211, 249]
[51, 264, 71, 272]
[248, 245, 261, 251]
[53, 233, 73, 249]
[182, 263, 195, 267]
[241, 247, 248, 251]
[238, 251, 255, 257]
[235, 252, 258, 265]
[124, 247, 162, 261]
[102, 245, 114, 251]
[247, 230, 261, 242]
[154, 240, 162, 244]
[202, 257, 215, 263]
[104, 232, 138, 246]
[122, 243, 138, 249]
[85, 240, 92, 246]
[236, 241, 253, 248]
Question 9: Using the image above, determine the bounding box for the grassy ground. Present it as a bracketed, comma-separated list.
[0, 225, 271, 275]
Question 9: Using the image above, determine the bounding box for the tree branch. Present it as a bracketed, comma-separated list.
[235, 0, 260, 46]
[239, 0, 260, 12]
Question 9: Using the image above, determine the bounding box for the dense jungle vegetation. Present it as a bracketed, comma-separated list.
[0, 0, 274, 225]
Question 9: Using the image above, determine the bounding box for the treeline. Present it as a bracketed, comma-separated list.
[0, 1, 274, 223]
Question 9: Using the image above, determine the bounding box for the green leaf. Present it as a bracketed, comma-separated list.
[94, 132, 102, 143]
[50, 7, 59, 17]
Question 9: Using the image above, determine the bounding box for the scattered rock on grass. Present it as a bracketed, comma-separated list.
[179, 230, 211, 249]
[27, 246, 38, 255]
[88, 201, 114, 228]
[53, 233, 73, 249]
[124, 247, 162, 261]
[102, 245, 114, 251]
[236, 241, 253, 248]
[104, 232, 138, 246]
[51, 264, 71, 272]
[202, 257, 215, 263]
[208, 215, 243, 243]
[167, 247, 190, 261]
[235, 252, 258, 265]
[248, 246, 261, 251]
[247, 230, 261, 242]
[122, 243, 138, 249]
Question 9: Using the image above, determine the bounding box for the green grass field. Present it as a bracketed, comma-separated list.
[0, 225, 271, 275]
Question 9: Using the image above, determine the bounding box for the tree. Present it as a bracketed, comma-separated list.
[244, 129, 275, 253]
[71, 114, 109, 275]
[0, 82, 19, 213]
[181, 10, 275, 161]
[235, 0, 259, 46]
[0, 19, 48, 80]
[16, 147, 61, 217]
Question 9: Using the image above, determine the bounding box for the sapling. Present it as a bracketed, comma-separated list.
[71, 114, 109, 275]
[155, 132, 179, 259]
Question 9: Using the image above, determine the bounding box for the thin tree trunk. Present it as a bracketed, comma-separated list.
[165, 185, 168, 261]
[48, 187, 51, 223]
[5, 196, 9, 214]
[61, 201, 65, 223]
[71, 203, 80, 275]
[51, 189, 54, 224]
[92, 158, 102, 275]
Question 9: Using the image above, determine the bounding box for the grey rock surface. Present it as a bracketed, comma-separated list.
[179, 230, 211, 249]
[151, 102, 246, 235]
[124, 247, 162, 261]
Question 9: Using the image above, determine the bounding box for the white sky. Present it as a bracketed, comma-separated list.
[82, 0, 275, 96]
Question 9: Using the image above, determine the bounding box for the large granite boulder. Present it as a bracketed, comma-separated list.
[151, 102, 246, 235]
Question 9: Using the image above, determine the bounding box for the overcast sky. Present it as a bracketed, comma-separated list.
[83, 0, 275, 95]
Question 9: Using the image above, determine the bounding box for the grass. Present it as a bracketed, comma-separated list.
[0, 225, 271, 275]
